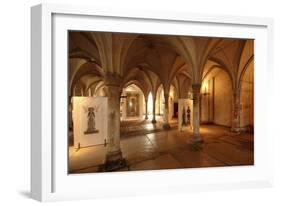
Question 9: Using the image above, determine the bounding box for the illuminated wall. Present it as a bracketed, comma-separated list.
[214, 71, 233, 126]
[120, 84, 145, 120]
[240, 61, 254, 128]
[201, 69, 233, 127]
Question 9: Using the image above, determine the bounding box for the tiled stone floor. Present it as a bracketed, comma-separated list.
[120, 117, 178, 137]
[69, 121, 254, 174]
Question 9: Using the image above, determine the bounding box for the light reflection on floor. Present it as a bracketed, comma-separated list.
[69, 119, 254, 174]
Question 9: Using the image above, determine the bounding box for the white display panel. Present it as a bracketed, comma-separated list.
[72, 97, 107, 148]
[178, 99, 193, 131]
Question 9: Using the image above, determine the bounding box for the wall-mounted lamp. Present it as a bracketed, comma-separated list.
[202, 86, 209, 96]
[201, 81, 209, 96]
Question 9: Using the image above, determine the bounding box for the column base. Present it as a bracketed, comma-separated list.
[151, 119, 157, 124]
[162, 123, 171, 130]
[189, 135, 203, 151]
[192, 134, 203, 143]
[99, 150, 127, 172]
[231, 126, 254, 133]
[231, 127, 241, 133]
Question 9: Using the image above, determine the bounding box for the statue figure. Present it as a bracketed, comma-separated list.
[182, 107, 187, 126]
[187, 106, 191, 123]
[84, 106, 99, 134]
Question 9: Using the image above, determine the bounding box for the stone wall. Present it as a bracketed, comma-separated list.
[201, 69, 233, 127]
[240, 61, 254, 128]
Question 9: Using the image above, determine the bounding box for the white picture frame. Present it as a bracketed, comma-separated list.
[31, 3, 274, 202]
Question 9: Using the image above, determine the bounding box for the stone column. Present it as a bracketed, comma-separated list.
[88, 88, 92, 97]
[145, 97, 148, 120]
[162, 93, 171, 129]
[103, 73, 126, 171]
[192, 84, 202, 142]
[152, 95, 157, 123]
[178, 98, 184, 131]
[231, 91, 241, 132]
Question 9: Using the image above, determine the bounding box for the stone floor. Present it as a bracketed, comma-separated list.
[69, 120, 254, 174]
[120, 116, 178, 137]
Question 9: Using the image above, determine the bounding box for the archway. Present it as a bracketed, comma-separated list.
[239, 60, 254, 131]
[155, 84, 178, 123]
[73, 81, 84, 96]
[156, 85, 165, 116]
[121, 84, 145, 121]
[93, 81, 106, 97]
[201, 67, 233, 127]
[147, 92, 153, 117]
[169, 84, 178, 120]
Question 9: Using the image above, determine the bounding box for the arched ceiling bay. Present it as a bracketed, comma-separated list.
[69, 31, 253, 97]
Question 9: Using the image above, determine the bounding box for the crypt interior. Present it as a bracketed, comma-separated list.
[68, 31, 254, 173]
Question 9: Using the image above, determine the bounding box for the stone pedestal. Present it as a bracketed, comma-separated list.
[192, 84, 203, 142]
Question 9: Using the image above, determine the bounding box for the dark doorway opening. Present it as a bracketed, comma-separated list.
[173, 102, 178, 118]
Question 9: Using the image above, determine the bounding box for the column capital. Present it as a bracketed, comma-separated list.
[144, 95, 148, 102]
[164, 92, 169, 99]
[192, 84, 201, 92]
[104, 72, 122, 87]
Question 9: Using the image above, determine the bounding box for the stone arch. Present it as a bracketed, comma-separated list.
[239, 58, 254, 130]
[238, 55, 254, 90]
[72, 81, 85, 96]
[69, 32, 102, 66]
[123, 35, 194, 85]
[123, 80, 147, 99]
[93, 81, 106, 97]
[200, 65, 234, 126]
[85, 79, 103, 96]
[205, 58, 235, 92]
[70, 61, 104, 94]
[121, 83, 146, 120]
[155, 84, 164, 116]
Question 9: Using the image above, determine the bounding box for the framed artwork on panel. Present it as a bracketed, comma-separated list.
[31, 3, 274, 201]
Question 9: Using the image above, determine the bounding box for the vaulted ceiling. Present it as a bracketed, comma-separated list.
[69, 31, 254, 98]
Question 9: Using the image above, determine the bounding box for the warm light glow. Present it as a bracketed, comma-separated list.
[147, 92, 153, 115]
[201, 81, 209, 95]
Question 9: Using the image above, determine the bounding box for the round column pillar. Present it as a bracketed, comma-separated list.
[162, 93, 171, 129]
[102, 73, 126, 171]
[192, 84, 203, 142]
[231, 91, 241, 132]
[152, 95, 157, 123]
[145, 98, 148, 120]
